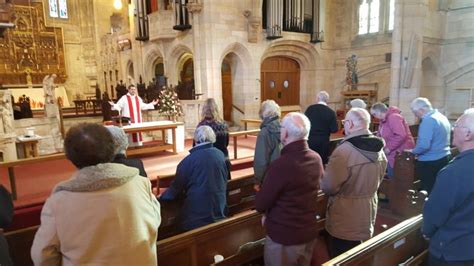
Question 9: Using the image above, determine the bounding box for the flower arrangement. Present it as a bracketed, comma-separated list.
[345, 54, 359, 90]
[157, 85, 183, 120]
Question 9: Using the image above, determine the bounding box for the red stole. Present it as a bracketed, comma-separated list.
[126, 95, 143, 142]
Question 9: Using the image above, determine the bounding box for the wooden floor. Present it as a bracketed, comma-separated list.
[0, 136, 257, 208]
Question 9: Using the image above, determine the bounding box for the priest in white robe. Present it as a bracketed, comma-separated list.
[109, 85, 158, 146]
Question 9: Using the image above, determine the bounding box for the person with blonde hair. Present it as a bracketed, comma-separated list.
[305, 91, 338, 164]
[253, 100, 282, 190]
[197, 98, 229, 159]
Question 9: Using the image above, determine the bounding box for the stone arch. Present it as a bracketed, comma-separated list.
[444, 62, 474, 85]
[357, 62, 392, 100]
[166, 44, 193, 85]
[261, 40, 319, 107]
[126, 60, 134, 84]
[443, 62, 474, 116]
[421, 56, 444, 108]
[218, 42, 254, 123]
[359, 63, 391, 78]
[143, 47, 164, 82]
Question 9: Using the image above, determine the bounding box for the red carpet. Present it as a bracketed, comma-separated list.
[0, 136, 257, 209]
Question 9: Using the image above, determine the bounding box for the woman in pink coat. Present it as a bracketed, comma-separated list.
[370, 103, 415, 177]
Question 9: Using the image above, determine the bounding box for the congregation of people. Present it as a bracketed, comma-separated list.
[1, 91, 473, 266]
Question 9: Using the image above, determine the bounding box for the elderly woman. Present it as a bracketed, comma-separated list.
[350, 98, 367, 109]
[106, 125, 148, 177]
[31, 123, 160, 265]
[253, 100, 282, 189]
[370, 103, 415, 177]
[160, 125, 228, 231]
[196, 98, 229, 158]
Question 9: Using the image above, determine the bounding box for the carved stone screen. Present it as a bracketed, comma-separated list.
[0, 2, 66, 85]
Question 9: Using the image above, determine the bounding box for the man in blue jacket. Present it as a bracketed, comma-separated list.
[160, 125, 228, 231]
[422, 108, 474, 265]
[410, 97, 451, 193]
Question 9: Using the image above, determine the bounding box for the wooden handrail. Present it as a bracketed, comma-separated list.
[228, 129, 260, 137]
[0, 153, 66, 168]
[232, 104, 245, 115]
[229, 129, 261, 159]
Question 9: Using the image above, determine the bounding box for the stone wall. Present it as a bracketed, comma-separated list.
[13, 117, 63, 155]
[100, 0, 474, 127]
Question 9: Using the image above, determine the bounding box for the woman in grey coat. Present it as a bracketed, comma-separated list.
[253, 100, 282, 190]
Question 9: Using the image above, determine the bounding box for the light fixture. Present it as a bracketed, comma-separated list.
[113, 0, 123, 10]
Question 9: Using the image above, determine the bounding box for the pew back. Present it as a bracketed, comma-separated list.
[157, 211, 264, 266]
[322, 214, 427, 266]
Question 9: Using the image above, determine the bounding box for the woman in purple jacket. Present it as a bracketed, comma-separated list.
[370, 103, 415, 177]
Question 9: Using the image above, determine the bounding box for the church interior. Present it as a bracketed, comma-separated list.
[1, 0, 473, 265]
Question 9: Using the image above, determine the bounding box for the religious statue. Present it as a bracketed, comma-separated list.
[25, 68, 33, 87]
[0, 90, 14, 134]
[345, 54, 359, 90]
[42, 74, 57, 104]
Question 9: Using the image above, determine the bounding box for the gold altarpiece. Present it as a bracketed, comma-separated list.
[0, 2, 66, 85]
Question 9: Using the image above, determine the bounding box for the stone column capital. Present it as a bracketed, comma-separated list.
[187, 2, 202, 13]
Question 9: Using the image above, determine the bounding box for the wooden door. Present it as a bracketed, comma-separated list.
[261, 57, 300, 106]
[222, 61, 232, 121]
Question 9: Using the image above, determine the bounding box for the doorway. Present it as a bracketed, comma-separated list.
[221, 60, 232, 121]
[260, 57, 300, 106]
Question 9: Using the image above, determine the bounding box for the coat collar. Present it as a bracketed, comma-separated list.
[53, 163, 138, 193]
[190, 142, 213, 153]
[454, 148, 474, 160]
[343, 128, 372, 141]
[281, 139, 309, 155]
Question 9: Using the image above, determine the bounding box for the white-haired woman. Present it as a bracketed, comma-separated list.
[106, 126, 148, 178]
[253, 100, 282, 190]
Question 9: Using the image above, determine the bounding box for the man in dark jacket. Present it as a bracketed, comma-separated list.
[422, 109, 474, 266]
[305, 91, 338, 164]
[321, 108, 387, 258]
[256, 112, 323, 266]
[160, 125, 228, 231]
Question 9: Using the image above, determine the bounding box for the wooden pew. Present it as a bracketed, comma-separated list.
[158, 191, 328, 266]
[157, 210, 264, 266]
[379, 147, 459, 218]
[322, 214, 428, 266]
[4, 226, 37, 266]
[5, 192, 328, 266]
[158, 173, 257, 240]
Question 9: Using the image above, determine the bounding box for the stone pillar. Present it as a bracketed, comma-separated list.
[390, 0, 428, 124]
[187, 0, 203, 96]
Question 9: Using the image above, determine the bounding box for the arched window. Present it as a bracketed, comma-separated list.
[358, 0, 394, 35]
[49, 0, 68, 19]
